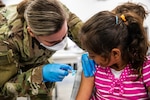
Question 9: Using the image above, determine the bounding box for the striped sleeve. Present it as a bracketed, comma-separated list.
[142, 56, 150, 87]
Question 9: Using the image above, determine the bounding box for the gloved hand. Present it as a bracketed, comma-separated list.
[81, 53, 96, 77]
[42, 63, 73, 82]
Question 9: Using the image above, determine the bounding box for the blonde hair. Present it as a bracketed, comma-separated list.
[24, 0, 68, 35]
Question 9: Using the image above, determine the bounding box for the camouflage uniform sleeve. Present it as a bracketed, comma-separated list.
[0, 5, 55, 98]
[0, 42, 18, 88]
[0, 5, 19, 88]
[61, 3, 83, 48]
[1, 40, 54, 97]
[2, 64, 55, 99]
[1, 31, 54, 98]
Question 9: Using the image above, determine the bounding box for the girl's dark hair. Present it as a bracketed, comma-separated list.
[80, 11, 148, 79]
[112, 2, 148, 20]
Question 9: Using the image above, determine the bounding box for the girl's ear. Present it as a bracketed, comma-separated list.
[111, 48, 121, 60]
[27, 27, 35, 37]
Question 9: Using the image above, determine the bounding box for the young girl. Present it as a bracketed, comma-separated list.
[76, 10, 150, 99]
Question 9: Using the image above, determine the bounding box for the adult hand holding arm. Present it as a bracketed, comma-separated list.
[81, 53, 96, 77]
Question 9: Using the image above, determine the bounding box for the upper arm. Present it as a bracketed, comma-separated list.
[60, 2, 83, 48]
[0, 42, 18, 87]
[76, 72, 94, 100]
[67, 12, 83, 48]
[143, 57, 150, 92]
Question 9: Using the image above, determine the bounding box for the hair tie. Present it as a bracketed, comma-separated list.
[115, 16, 118, 24]
[120, 14, 126, 22]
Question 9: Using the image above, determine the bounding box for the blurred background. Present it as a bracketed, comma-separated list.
[1, 0, 150, 100]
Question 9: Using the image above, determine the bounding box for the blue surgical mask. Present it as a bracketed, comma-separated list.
[40, 36, 67, 51]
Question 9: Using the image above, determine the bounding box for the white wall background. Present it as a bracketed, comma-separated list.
[2, 0, 150, 40]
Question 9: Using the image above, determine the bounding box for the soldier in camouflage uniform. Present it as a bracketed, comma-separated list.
[0, 0, 83, 100]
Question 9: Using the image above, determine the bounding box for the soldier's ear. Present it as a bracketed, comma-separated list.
[27, 27, 35, 37]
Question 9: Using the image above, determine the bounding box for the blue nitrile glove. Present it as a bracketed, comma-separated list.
[42, 63, 73, 82]
[81, 53, 96, 77]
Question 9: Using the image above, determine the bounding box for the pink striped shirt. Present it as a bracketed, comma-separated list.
[91, 56, 150, 100]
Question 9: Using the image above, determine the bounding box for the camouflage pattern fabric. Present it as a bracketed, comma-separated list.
[0, 2, 83, 100]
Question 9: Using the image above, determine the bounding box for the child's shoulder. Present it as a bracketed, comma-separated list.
[142, 56, 150, 87]
[143, 56, 150, 69]
[146, 56, 150, 60]
[145, 56, 150, 63]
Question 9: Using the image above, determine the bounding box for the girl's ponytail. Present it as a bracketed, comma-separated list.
[120, 13, 148, 79]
